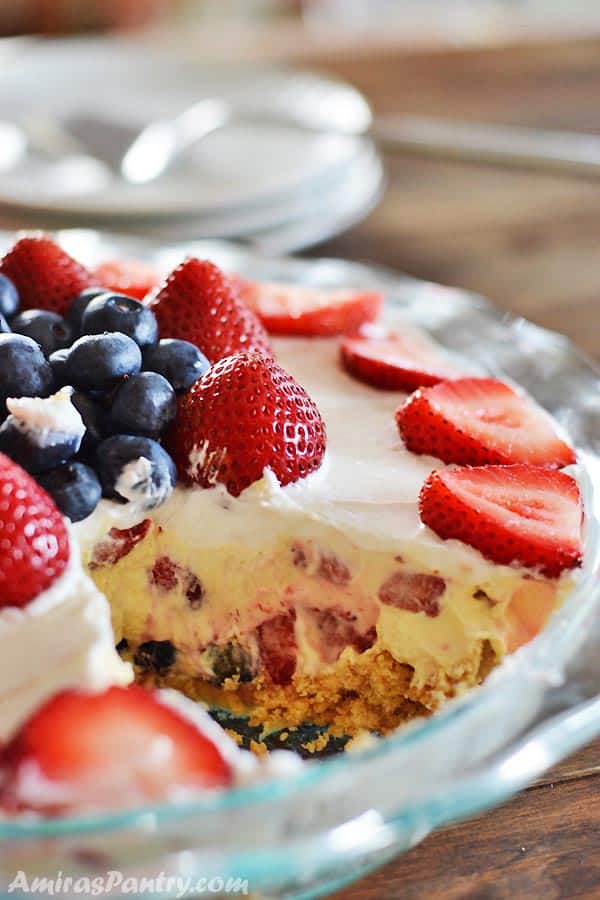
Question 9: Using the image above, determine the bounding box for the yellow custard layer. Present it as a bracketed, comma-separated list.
[82, 513, 571, 727]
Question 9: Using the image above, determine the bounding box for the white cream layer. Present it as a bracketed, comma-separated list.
[0, 530, 132, 741]
[77, 334, 550, 586]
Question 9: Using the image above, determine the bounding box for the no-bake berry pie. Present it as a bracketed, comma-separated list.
[0, 233, 584, 815]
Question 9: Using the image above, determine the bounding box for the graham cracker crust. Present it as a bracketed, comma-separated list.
[133, 640, 498, 748]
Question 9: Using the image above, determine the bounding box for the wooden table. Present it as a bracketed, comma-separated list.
[304, 40, 600, 899]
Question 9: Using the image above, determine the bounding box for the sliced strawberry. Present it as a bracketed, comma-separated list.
[164, 351, 327, 497]
[257, 612, 297, 686]
[92, 258, 160, 300]
[0, 234, 93, 316]
[147, 259, 271, 364]
[0, 453, 70, 608]
[0, 685, 232, 814]
[378, 571, 446, 617]
[341, 329, 463, 391]
[237, 278, 382, 336]
[397, 378, 576, 468]
[419, 465, 583, 577]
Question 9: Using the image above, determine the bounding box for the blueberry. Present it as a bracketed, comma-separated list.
[81, 293, 158, 348]
[67, 286, 107, 336]
[143, 339, 210, 393]
[71, 391, 111, 459]
[48, 348, 70, 387]
[0, 313, 10, 334]
[37, 461, 102, 522]
[0, 274, 19, 319]
[205, 642, 255, 686]
[110, 372, 176, 438]
[0, 334, 54, 408]
[0, 388, 85, 473]
[134, 640, 176, 674]
[64, 333, 142, 391]
[96, 434, 176, 509]
[10, 309, 73, 357]
[0, 418, 79, 473]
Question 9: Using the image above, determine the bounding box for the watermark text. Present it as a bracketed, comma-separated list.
[8, 870, 249, 897]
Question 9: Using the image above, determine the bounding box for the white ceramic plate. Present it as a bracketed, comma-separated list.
[0, 38, 374, 220]
[46, 143, 384, 254]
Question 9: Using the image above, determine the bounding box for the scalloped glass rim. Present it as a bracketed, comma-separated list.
[0, 231, 598, 871]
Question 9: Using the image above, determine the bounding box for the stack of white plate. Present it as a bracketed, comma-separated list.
[0, 39, 383, 254]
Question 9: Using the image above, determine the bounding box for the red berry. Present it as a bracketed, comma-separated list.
[303, 607, 375, 665]
[419, 465, 583, 577]
[147, 259, 271, 364]
[378, 571, 446, 617]
[0, 685, 232, 814]
[257, 613, 297, 685]
[0, 234, 93, 316]
[0, 453, 70, 609]
[341, 329, 462, 391]
[237, 278, 382, 336]
[148, 556, 205, 608]
[88, 520, 151, 570]
[291, 541, 351, 586]
[397, 378, 576, 469]
[164, 351, 327, 497]
[92, 258, 160, 300]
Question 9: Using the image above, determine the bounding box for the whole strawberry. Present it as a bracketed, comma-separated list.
[164, 352, 327, 497]
[147, 258, 271, 364]
[0, 453, 70, 608]
[0, 234, 93, 316]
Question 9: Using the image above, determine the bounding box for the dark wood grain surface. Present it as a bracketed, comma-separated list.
[305, 40, 600, 900]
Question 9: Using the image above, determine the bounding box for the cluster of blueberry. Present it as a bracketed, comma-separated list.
[0, 274, 210, 522]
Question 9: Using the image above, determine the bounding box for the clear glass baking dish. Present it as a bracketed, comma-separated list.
[0, 230, 598, 900]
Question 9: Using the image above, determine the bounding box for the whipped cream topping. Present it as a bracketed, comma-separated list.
[114, 455, 171, 509]
[6, 387, 85, 449]
[0, 527, 132, 741]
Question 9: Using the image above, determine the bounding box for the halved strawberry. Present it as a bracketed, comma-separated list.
[236, 278, 382, 336]
[0, 685, 232, 814]
[164, 351, 327, 497]
[92, 258, 160, 300]
[147, 259, 271, 364]
[341, 329, 463, 391]
[419, 465, 583, 577]
[396, 378, 576, 468]
[0, 452, 70, 608]
[0, 234, 93, 316]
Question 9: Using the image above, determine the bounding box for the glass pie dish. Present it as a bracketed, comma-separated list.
[0, 230, 599, 900]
